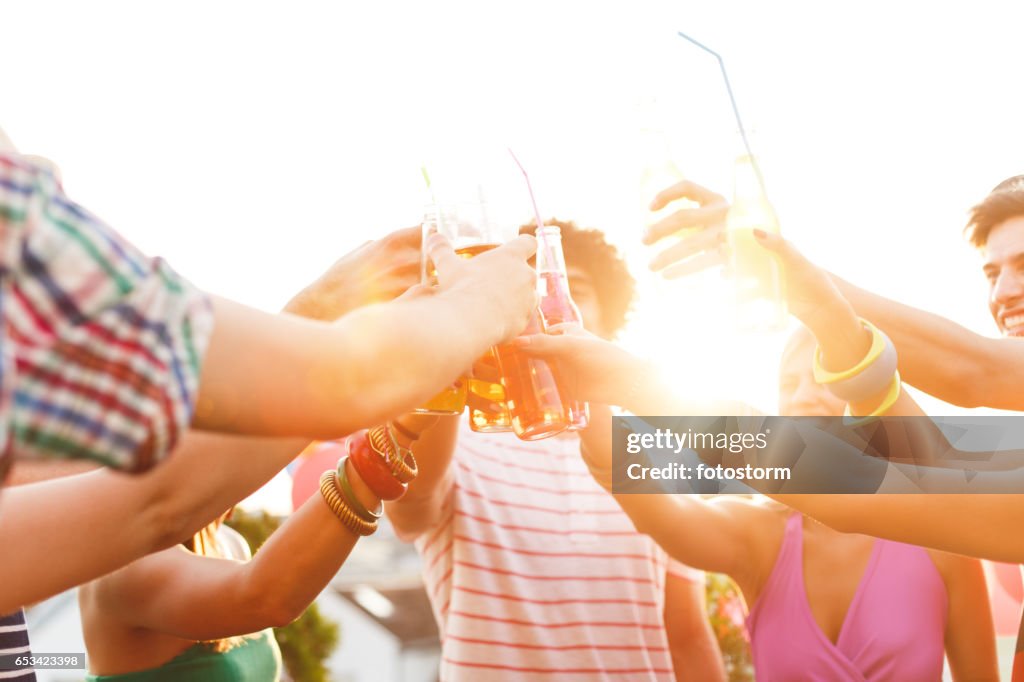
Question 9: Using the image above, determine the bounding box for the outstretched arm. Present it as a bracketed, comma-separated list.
[195, 233, 538, 439]
[86, 456, 380, 639]
[833, 275, 1024, 410]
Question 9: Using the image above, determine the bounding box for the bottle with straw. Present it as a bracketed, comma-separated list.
[487, 150, 573, 440]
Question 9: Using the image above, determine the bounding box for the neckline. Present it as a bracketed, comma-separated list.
[797, 515, 883, 650]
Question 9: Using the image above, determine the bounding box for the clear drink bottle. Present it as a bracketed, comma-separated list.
[726, 151, 787, 332]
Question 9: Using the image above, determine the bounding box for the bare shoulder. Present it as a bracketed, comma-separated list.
[923, 547, 985, 589]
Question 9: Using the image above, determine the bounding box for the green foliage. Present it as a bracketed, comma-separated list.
[706, 572, 754, 682]
[226, 509, 340, 682]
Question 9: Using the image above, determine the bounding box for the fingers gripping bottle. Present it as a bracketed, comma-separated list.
[535, 225, 589, 430]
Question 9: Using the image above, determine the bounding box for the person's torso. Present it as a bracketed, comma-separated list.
[747, 513, 947, 682]
[417, 430, 677, 681]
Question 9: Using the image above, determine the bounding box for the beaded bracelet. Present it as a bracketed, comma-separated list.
[348, 431, 407, 500]
[335, 455, 383, 523]
[319, 470, 377, 536]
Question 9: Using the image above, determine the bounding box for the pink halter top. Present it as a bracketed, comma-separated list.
[747, 513, 948, 681]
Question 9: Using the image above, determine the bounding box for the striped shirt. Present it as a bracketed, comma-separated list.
[0, 151, 213, 474]
[0, 611, 35, 681]
[414, 427, 701, 681]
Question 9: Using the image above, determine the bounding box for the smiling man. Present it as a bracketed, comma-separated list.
[974, 176, 1024, 338]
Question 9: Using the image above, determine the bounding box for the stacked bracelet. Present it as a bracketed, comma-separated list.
[335, 456, 383, 523]
[389, 419, 420, 442]
[320, 470, 378, 536]
[348, 431, 407, 500]
[813, 319, 898, 403]
[843, 371, 902, 426]
[369, 425, 418, 484]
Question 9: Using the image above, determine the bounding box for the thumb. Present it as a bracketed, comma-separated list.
[752, 230, 802, 264]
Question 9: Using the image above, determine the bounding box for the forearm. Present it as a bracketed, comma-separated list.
[832, 275, 1014, 408]
[773, 493, 1024, 563]
[0, 431, 307, 612]
[385, 416, 459, 540]
[238, 459, 378, 628]
[196, 293, 503, 438]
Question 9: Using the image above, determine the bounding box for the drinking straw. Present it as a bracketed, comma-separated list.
[676, 30, 770, 201]
[420, 165, 437, 203]
[506, 148, 557, 266]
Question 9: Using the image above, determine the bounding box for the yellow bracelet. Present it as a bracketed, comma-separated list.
[319, 470, 378, 536]
[843, 371, 902, 426]
[813, 319, 886, 384]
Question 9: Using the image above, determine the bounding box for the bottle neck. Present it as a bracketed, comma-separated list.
[535, 226, 568, 276]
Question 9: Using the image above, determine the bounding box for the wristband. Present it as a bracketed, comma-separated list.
[843, 371, 902, 426]
[813, 319, 888, 384]
[336, 455, 382, 522]
[320, 470, 377, 536]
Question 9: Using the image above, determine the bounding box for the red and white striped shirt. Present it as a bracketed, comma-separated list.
[415, 427, 701, 681]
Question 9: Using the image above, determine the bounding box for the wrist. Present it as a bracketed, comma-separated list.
[617, 357, 659, 413]
[344, 457, 382, 511]
[283, 285, 327, 319]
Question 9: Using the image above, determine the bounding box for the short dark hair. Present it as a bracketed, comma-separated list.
[965, 175, 1024, 248]
[519, 218, 636, 335]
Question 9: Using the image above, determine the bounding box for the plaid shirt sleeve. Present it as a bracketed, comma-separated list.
[0, 152, 214, 472]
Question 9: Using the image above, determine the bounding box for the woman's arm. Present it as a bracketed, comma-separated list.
[773, 493, 1024, 564]
[0, 432, 308, 614]
[928, 550, 999, 681]
[833, 274, 1024, 410]
[89, 458, 379, 639]
[577, 405, 775, 598]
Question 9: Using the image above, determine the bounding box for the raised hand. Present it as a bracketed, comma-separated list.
[428, 233, 538, 343]
[285, 226, 423, 320]
[645, 180, 730, 279]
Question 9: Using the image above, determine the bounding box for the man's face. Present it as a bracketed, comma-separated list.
[983, 216, 1024, 337]
[567, 264, 611, 339]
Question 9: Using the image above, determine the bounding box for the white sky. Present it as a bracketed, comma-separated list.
[4, 0, 1024, 416]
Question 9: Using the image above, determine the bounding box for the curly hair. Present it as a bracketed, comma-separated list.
[519, 218, 636, 335]
[965, 175, 1024, 249]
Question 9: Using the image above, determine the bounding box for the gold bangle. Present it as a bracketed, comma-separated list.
[813, 319, 886, 384]
[843, 371, 902, 426]
[368, 426, 418, 484]
[319, 470, 377, 536]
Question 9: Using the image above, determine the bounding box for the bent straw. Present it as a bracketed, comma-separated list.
[506, 148, 557, 267]
[677, 30, 770, 202]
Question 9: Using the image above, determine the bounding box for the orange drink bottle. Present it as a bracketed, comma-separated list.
[493, 310, 569, 441]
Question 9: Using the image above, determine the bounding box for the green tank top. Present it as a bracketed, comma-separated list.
[86, 630, 282, 682]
